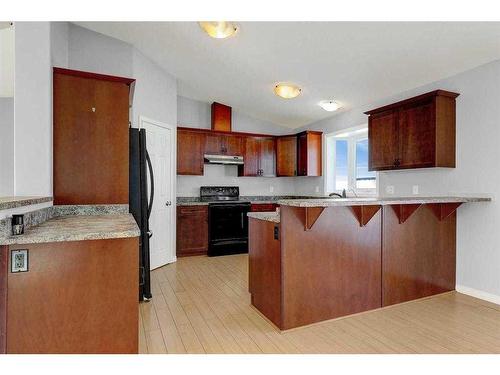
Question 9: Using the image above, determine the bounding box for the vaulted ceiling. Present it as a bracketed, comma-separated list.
[77, 22, 500, 128]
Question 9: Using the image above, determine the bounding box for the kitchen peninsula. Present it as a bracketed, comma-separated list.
[248, 196, 490, 330]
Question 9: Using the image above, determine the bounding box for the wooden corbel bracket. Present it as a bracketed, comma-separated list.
[349, 205, 381, 227]
[427, 202, 462, 221]
[391, 204, 422, 224]
[304, 207, 325, 231]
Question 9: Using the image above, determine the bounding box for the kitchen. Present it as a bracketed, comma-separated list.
[1, 17, 500, 362]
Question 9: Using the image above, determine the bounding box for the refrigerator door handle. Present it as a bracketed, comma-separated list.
[145, 149, 155, 220]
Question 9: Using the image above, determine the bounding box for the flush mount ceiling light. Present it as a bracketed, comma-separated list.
[199, 21, 238, 39]
[274, 83, 302, 99]
[318, 100, 341, 112]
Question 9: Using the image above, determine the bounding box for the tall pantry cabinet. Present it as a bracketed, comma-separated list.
[53, 68, 135, 204]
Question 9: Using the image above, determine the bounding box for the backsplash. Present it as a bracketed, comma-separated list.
[177, 163, 299, 197]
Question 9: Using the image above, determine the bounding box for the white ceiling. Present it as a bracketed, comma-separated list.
[76, 22, 500, 128]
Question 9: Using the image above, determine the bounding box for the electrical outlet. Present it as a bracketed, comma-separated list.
[11, 249, 29, 273]
[412, 185, 419, 195]
[270, 185, 274, 193]
[386, 185, 395, 195]
[315, 186, 320, 193]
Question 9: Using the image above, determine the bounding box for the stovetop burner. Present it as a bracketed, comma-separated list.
[200, 186, 240, 202]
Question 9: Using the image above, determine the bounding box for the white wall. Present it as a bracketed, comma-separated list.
[14, 22, 52, 196]
[0, 98, 14, 195]
[177, 96, 300, 197]
[132, 49, 177, 128]
[50, 22, 68, 68]
[68, 24, 133, 77]
[300, 59, 500, 300]
[0, 27, 15, 97]
[177, 164, 297, 197]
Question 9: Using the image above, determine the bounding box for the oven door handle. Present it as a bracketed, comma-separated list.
[241, 212, 244, 229]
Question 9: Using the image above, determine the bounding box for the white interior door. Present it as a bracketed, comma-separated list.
[140, 117, 176, 270]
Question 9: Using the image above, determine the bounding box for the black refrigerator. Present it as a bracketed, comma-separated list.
[129, 128, 154, 301]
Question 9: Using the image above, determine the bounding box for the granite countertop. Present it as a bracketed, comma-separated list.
[177, 195, 325, 206]
[277, 196, 491, 207]
[1, 213, 140, 245]
[248, 211, 280, 223]
[0, 196, 53, 211]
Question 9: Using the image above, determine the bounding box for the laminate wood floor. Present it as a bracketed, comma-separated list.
[138, 254, 500, 354]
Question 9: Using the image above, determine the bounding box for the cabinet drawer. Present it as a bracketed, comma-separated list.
[251, 203, 278, 212]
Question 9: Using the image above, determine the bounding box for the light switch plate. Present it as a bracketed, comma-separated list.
[386, 185, 395, 194]
[11, 249, 29, 273]
[412, 185, 419, 195]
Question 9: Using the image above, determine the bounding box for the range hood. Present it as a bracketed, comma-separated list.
[204, 154, 244, 165]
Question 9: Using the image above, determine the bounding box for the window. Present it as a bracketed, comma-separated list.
[325, 126, 377, 195]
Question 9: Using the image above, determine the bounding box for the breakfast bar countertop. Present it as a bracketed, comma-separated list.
[0, 213, 140, 245]
[247, 211, 280, 223]
[277, 196, 491, 207]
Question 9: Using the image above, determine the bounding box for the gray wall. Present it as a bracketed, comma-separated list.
[300, 59, 500, 301]
[14, 22, 52, 196]
[0, 98, 14, 195]
[178, 96, 291, 135]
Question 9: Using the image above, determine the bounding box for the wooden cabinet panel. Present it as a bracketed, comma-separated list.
[211, 102, 232, 132]
[368, 110, 399, 170]
[239, 137, 276, 177]
[177, 130, 205, 175]
[297, 131, 322, 176]
[277, 136, 297, 176]
[259, 138, 276, 177]
[366, 90, 458, 171]
[239, 137, 260, 176]
[224, 135, 243, 156]
[248, 219, 282, 328]
[280, 206, 381, 330]
[6, 238, 139, 353]
[250, 203, 278, 212]
[399, 100, 435, 168]
[382, 205, 456, 306]
[176, 205, 208, 257]
[53, 70, 131, 204]
[205, 133, 224, 155]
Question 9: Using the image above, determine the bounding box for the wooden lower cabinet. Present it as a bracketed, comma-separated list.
[249, 203, 458, 330]
[382, 204, 456, 306]
[176, 205, 208, 257]
[0, 238, 139, 353]
[248, 219, 281, 328]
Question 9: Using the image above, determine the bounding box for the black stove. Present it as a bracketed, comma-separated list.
[200, 187, 251, 256]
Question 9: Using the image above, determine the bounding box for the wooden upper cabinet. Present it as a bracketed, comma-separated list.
[204, 133, 243, 156]
[368, 110, 399, 170]
[211, 102, 232, 132]
[276, 136, 297, 176]
[205, 133, 224, 154]
[240, 137, 260, 176]
[366, 90, 459, 171]
[297, 131, 322, 176]
[177, 129, 205, 175]
[259, 137, 277, 177]
[239, 137, 276, 177]
[53, 68, 133, 205]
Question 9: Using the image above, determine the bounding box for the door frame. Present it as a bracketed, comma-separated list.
[139, 116, 177, 265]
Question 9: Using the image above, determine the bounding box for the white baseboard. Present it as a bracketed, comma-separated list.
[456, 285, 500, 305]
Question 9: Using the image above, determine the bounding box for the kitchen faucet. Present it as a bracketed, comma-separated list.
[329, 189, 347, 198]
